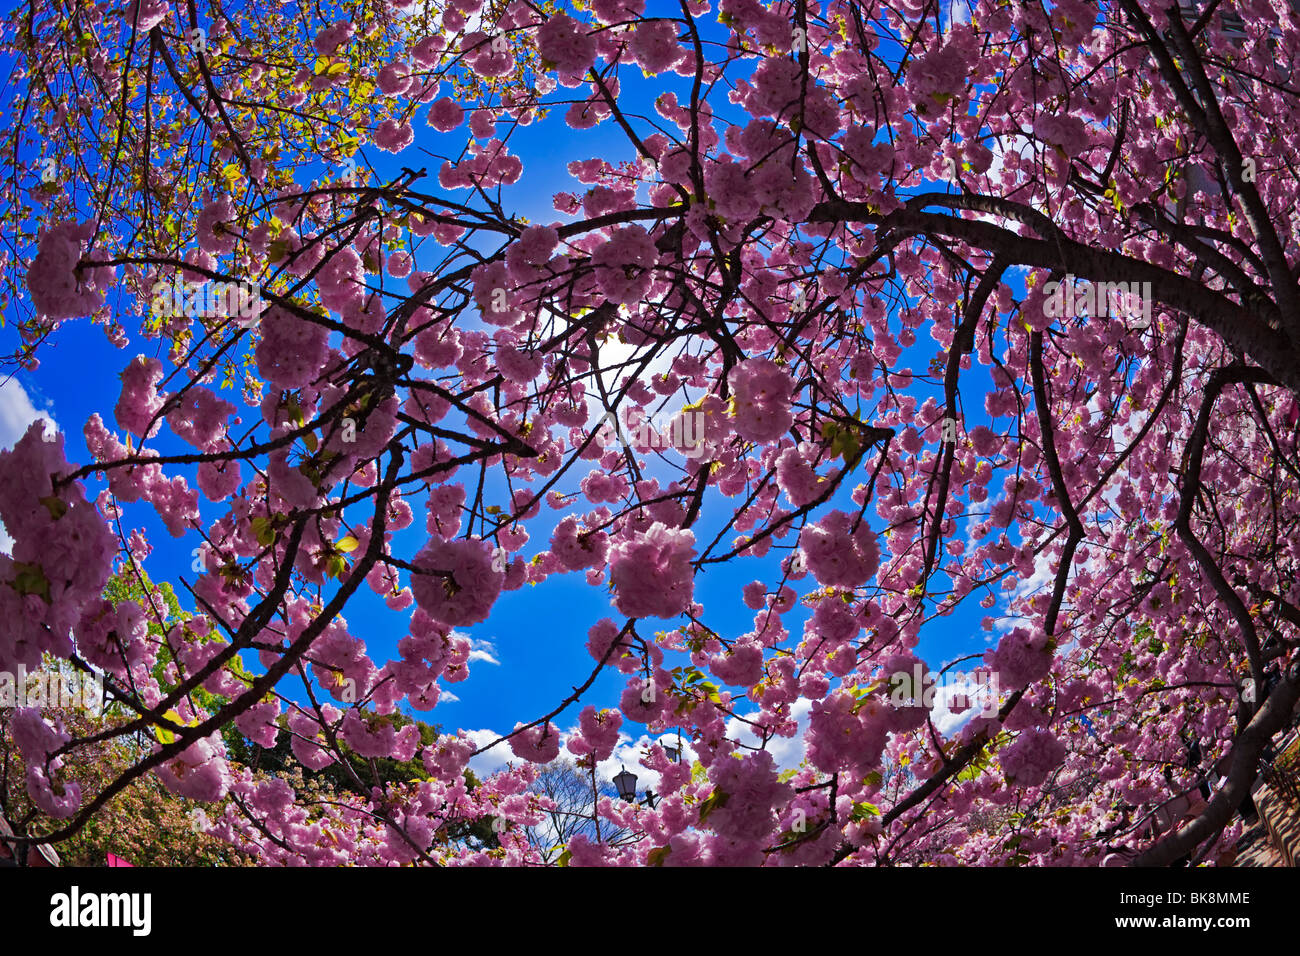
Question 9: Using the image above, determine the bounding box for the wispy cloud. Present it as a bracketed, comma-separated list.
[466, 637, 500, 665]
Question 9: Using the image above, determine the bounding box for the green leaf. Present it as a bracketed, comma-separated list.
[821, 420, 862, 462]
[250, 516, 276, 547]
[697, 788, 730, 825]
[646, 845, 672, 866]
[11, 562, 51, 602]
[850, 801, 880, 822]
[336, 535, 359, 553]
[155, 708, 188, 745]
[39, 495, 68, 520]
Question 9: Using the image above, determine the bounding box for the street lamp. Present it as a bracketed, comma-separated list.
[613, 766, 638, 802]
[612, 766, 661, 807]
[614, 738, 684, 806]
[655, 731, 684, 764]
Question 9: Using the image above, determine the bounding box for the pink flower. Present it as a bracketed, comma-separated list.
[234, 699, 280, 748]
[409, 536, 504, 626]
[128, 0, 168, 31]
[550, 516, 610, 571]
[197, 459, 241, 500]
[423, 733, 476, 781]
[115, 354, 166, 439]
[799, 510, 880, 588]
[314, 21, 354, 55]
[985, 627, 1053, 690]
[591, 0, 645, 24]
[469, 108, 497, 138]
[27, 220, 108, 320]
[999, 728, 1067, 787]
[908, 43, 970, 102]
[340, 711, 421, 760]
[775, 445, 823, 505]
[387, 250, 413, 278]
[427, 97, 464, 132]
[10, 707, 68, 759]
[509, 721, 561, 762]
[375, 119, 414, 153]
[197, 197, 237, 256]
[496, 344, 543, 383]
[587, 618, 632, 666]
[608, 522, 695, 619]
[511, 223, 559, 266]
[255, 307, 331, 389]
[166, 386, 235, 451]
[377, 60, 411, 96]
[537, 13, 597, 77]
[592, 225, 658, 304]
[28, 763, 82, 818]
[316, 245, 364, 313]
[288, 706, 340, 770]
[144, 471, 200, 537]
[566, 705, 622, 761]
[156, 734, 231, 802]
[461, 31, 512, 77]
[728, 358, 795, 442]
[703, 750, 792, 846]
[1032, 114, 1092, 157]
[619, 677, 667, 723]
[629, 19, 682, 73]
[411, 34, 445, 68]
[709, 639, 764, 687]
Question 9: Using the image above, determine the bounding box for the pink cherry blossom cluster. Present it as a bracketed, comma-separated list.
[26, 220, 112, 321]
[729, 358, 795, 442]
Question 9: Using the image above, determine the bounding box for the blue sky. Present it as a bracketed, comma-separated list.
[0, 0, 1031, 789]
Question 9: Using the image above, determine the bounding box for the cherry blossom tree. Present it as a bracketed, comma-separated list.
[2, 0, 1299, 866]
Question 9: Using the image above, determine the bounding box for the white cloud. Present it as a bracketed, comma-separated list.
[0, 375, 55, 447]
[930, 671, 1002, 736]
[466, 638, 500, 665]
[723, 697, 813, 773]
[982, 133, 1038, 197]
[946, 0, 974, 27]
[594, 731, 698, 794]
[461, 722, 698, 796]
[464, 727, 513, 778]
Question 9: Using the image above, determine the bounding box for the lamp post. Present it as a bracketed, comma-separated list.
[613, 738, 685, 808]
[613, 766, 638, 802]
[613, 766, 659, 807]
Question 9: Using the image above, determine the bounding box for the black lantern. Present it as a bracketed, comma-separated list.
[613, 766, 638, 802]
